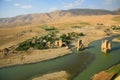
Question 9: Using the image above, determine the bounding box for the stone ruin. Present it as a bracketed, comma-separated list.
[0, 48, 9, 58]
[0, 45, 17, 58]
[101, 40, 112, 53]
[77, 39, 85, 51]
[55, 40, 68, 49]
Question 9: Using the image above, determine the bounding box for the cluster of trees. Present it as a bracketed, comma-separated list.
[60, 32, 84, 44]
[16, 33, 58, 51]
[68, 32, 84, 38]
[111, 25, 120, 30]
[16, 32, 84, 51]
[16, 40, 32, 51]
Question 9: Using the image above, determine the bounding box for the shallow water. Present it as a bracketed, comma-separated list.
[74, 35, 120, 80]
[0, 51, 93, 80]
[0, 35, 120, 80]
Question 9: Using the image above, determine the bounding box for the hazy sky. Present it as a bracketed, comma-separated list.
[0, 0, 120, 18]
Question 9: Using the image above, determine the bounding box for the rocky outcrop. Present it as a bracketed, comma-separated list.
[101, 40, 112, 53]
[77, 40, 85, 51]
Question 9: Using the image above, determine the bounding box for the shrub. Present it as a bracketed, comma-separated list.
[45, 27, 56, 31]
[16, 40, 31, 51]
[71, 26, 81, 28]
[60, 34, 71, 44]
[79, 32, 84, 36]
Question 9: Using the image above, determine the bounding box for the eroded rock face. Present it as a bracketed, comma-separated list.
[101, 40, 112, 53]
[77, 40, 85, 51]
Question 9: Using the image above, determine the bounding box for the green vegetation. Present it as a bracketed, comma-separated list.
[60, 34, 71, 44]
[38, 25, 59, 33]
[16, 32, 84, 51]
[38, 25, 48, 29]
[71, 26, 81, 28]
[16, 33, 58, 51]
[111, 25, 120, 30]
[38, 25, 57, 31]
[112, 16, 120, 22]
[106, 64, 120, 75]
[68, 32, 84, 38]
[45, 27, 56, 31]
[16, 40, 32, 51]
[79, 32, 84, 36]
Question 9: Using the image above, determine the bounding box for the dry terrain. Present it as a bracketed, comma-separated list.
[0, 14, 120, 80]
[32, 71, 70, 80]
[92, 64, 120, 80]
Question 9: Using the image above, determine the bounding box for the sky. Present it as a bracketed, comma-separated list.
[0, 0, 120, 18]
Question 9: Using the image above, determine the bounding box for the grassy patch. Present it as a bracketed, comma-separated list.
[45, 27, 57, 31]
[106, 64, 120, 75]
[71, 26, 81, 28]
[37, 25, 48, 29]
[37, 25, 57, 31]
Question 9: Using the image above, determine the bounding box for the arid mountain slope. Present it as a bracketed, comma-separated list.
[0, 9, 120, 27]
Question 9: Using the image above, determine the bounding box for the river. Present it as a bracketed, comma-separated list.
[0, 35, 120, 80]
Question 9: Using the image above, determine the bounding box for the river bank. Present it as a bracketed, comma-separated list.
[0, 34, 120, 80]
[112, 37, 120, 42]
[92, 64, 120, 80]
[0, 47, 71, 68]
[32, 71, 70, 80]
[0, 26, 108, 68]
[0, 26, 120, 80]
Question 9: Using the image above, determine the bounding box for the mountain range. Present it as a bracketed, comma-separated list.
[0, 9, 120, 27]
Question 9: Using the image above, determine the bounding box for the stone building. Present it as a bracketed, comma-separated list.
[77, 39, 85, 51]
[55, 40, 68, 48]
[101, 40, 112, 53]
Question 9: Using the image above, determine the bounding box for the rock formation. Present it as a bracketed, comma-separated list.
[55, 40, 68, 48]
[77, 40, 85, 51]
[101, 40, 112, 53]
